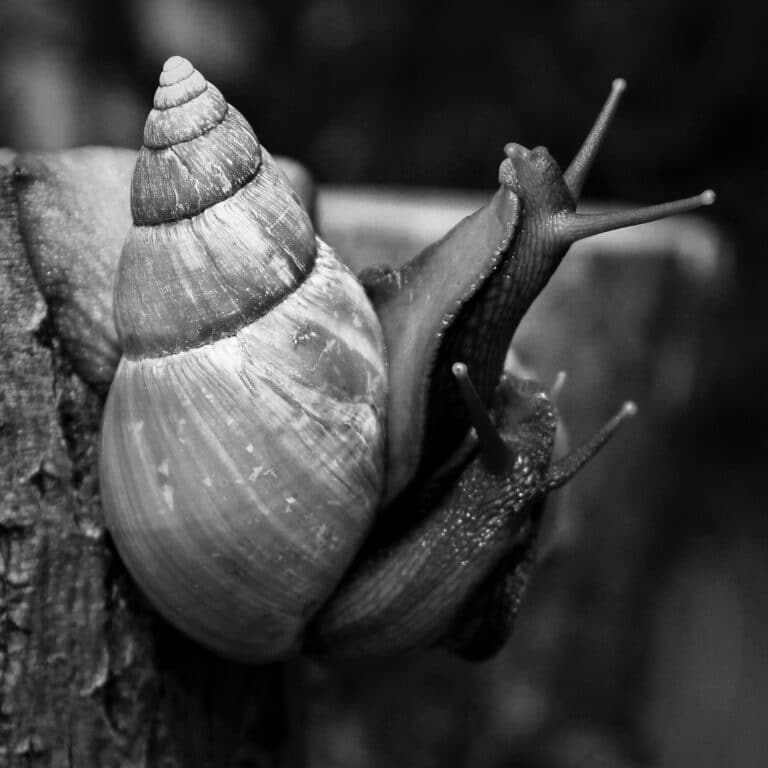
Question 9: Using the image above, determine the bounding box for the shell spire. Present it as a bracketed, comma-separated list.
[116, 57, 317, 358]
[133, 56, 260, 224]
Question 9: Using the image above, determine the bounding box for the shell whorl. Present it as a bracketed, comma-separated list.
[116, 57, 316, 358]
[143, 56, 226, 149]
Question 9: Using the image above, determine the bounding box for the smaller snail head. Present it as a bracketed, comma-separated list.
[491, 375, 557, 484]
[452, 364, 557, 493]
[498, 143, 575, 219]
[497, 79, 714, 247]
[453, 362, 637, 498]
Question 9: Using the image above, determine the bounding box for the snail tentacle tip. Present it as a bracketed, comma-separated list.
[612, 77, 627, 94]
[701, 189, 716, 206]
[621, 400, 639, 419]
[550, 370, 568, 401]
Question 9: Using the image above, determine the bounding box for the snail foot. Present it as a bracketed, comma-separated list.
[441, 536, 539, 661]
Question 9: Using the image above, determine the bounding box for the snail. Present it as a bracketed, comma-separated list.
[99, 57, 714, 663]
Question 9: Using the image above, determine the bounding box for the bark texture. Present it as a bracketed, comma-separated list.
[0, 152, 297, 768]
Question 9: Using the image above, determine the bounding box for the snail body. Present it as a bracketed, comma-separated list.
[99, 57, 714, 662]
[310, 368, 637, 658]
[368, 79, 714, 502]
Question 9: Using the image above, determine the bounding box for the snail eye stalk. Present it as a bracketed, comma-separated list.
[564, 78, 626, 200]
[549, 370, 568, 404]
[559, 190, 715, 243]
[546, 401, 638, 490]
[452, 362, 514, 475]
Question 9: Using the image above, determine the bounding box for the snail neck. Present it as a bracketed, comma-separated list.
[417, 210, 570, 480]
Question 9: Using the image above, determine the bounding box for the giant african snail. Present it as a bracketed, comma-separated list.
[98, 57, 714, 662]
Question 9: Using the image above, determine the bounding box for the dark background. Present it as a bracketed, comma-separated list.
[1, 1, 766, 767]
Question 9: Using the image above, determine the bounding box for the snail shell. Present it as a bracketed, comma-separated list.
[99, 57, 387, 662]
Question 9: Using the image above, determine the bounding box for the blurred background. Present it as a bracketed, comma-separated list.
[1, 1, 766, 767]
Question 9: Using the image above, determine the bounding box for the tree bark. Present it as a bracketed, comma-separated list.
[0, 152, 300, 768]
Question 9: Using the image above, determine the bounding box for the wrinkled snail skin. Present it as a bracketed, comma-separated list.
[370, 78, 715, 503]
[99, 57, 387, 662]
[363, 186, 521, 502]
[308, 374, 552, 657]
[309, 371, 635, 658]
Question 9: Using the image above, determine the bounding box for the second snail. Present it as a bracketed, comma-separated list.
[97, 56, 714, 663]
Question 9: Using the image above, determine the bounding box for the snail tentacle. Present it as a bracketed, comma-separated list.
[451, 361, 513, 475]
[558, 190, 716, 243]
[563, 77, 626, 199]
[546, 401, 638, 490]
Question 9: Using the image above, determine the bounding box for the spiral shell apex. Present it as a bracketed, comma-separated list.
[100, 58, 387, 662]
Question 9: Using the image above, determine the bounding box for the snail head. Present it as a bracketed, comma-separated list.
[499, 143, 575, 219]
